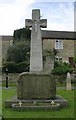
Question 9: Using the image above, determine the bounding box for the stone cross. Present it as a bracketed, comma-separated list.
[25, 9, 47, 72]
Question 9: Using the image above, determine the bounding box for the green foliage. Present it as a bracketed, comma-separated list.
[74, 56, 76, 63]
[3, 61, 29, 73]
[43, 49, 54, 61]
[2, 28, 31, 73]
[6, 41, 30, 63]
[52, 61, 73, 75]
[4, 40, 30, 72]
[52, 66, 72, 75]
[54, 61, 60, 68]
[13, 28, 31, 43]
[43, 49, 54, 57]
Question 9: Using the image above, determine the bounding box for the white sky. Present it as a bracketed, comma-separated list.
[0, 0, 75, 35]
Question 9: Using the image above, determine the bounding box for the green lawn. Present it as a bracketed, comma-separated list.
[0, 88, 2, 118]
[1, 80, 76, 87]
[2, 81, 16, 87]
[2, 88, 75, 119]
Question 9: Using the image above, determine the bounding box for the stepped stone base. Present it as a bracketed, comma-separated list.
[5, 72, 68, 110]
[5, 95, 68, 110]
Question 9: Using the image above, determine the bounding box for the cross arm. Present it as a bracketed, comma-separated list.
[25, 19, 33, 28]
[40, 19, 47, 28]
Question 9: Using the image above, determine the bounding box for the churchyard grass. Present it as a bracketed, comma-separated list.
[1, 80, 76, 87]
[2, 88, 75, 119]
[0, 88, 2, 118]
[2, 81, 16, 86]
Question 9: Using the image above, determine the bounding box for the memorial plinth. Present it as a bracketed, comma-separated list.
[17, 72, 56, 100]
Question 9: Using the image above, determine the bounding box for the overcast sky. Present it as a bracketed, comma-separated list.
[0, 0, 75, 35]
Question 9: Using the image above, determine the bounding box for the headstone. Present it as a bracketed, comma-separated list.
[66, 72, 72, 91]
[25, 9, 47, 72]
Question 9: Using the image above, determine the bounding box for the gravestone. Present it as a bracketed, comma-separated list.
[25, 9, 47, 72]
[66, 72, 72, 91]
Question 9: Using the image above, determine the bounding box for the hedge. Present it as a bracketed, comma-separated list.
[2, 61, 29, 73]
[13, 28, 31, 43]
[51, 61, 73, 75]
[51, 66, 73, 75]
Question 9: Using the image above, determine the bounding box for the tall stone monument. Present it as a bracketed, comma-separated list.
[5, 9, 68, 110]
[25, 9, 47, 72]
[16, 9, 56, 100]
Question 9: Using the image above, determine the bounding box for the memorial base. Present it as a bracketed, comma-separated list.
[5, 95, 68, 110]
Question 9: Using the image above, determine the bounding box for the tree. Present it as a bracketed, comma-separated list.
[6, 41, 30, 63]
[13, 28, 31, 43]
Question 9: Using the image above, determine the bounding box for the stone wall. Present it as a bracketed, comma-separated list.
[57, 40, 74, 61]
[1, 36, 13, 63]
[43, 39, 54, 50]
[43, 39, 74, 61]
[74, 40, 76, 56]
[0, 36, 2, 66]
[2, 73, 19, 81]
[2, 40, 10, 60]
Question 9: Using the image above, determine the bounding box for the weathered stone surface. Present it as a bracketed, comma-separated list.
[43, 39, 74, 61]
[25, 9, 47, 72]
[66, 72, 72, 91]
[5, 95, 68, 108]
[12, 103, 60, 110]
[17, 72, 56, 100]
[43, 56, 54, 73]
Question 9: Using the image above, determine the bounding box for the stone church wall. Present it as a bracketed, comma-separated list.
[43, 39, 74, 61]
[0, 36, 13, 64]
